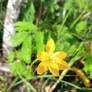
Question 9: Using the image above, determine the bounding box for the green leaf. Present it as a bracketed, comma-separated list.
[61, 41, 77, 55]
[77, 0, 89, 9]
[11, 62, 25, 76]
[21, 36, 32, 64]
[75, 21, 87, 37]
[7, 52, 15, 63]
[16, 51, 23, 61]
[64, 0, 73, 10]
[16, 36, 32, 64]
[67, 45, 76, 55]
[44, 29, 51, 44]
[76, 21, 87, 31]
[55, 40, 62, 51]
[60, 30, 73, 40]
[23, 2, 35, 23]
[28, 2, 35, 23]
[11, 62, 32, 79]
[11, 32, 27, 47]
[55, 25, 73, 40]
[61, 41, 71, 52]
[16, 22, 37, 32]
[83, 56, 92, 76]
[77, 0, 84, 9]
[83, 48, 92, 77]
[35, 31, 45, 53]
[23, 69, 32, 79]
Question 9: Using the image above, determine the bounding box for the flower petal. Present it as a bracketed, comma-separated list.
[50, 61, 59, 70]
[37, 52, 48, 61]
[53, 52, 67, 59]
[46, 38, 55, 53]
[37, 62, 48, 74]
[52, 58, 61, 64]
[58, 60, 69, 70]
[49, 65, 59, 76]
[48, 62, 59, 76]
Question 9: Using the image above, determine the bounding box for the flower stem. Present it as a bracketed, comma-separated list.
[30, 59, 38, 73]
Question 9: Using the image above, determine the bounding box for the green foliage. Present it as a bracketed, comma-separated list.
[6, 0, 92, 91]
[61, 41, 76, 55]
[11, 32, 28, 47]
[75, 21, 87, 37]
[13, 36, 32, 64]
[54, 25, 78, 55]
[35, 31, 45, 53]
[21, 36, 32, 64]
[55, 40, 62, 51]
[8, 21, 45, 78]
[7, 52, 15, 63]
[24, 2, 35, 23]
[11, 62, 32, 79]
[16, 22, 38, 32]
[83, 48, 92, 77]
[20, 1, 35, 23]
[15, 51, 23, 61]
[76, 0, 89, 9]
[64, 0, 73, 10]
[57, 26, 73, 40]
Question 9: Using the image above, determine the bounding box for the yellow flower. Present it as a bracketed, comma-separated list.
[37, 38, 69, 76]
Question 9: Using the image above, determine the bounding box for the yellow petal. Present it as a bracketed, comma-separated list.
[52, 57, 61, 64]
[37, 52, 48, 61]
[58, 60, 69, 70]
[49, 65, 59, 76]
[50, 61, 59, 70]
[37, 62, 48, 74]
[46, 38, 55, 53]
[53, 52, 67, 59]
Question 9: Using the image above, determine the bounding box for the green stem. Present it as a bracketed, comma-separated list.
[61, 80, 82, 90]
[61, 9, 72, 27]
[30, 59, 38, 71]
[7, 77, 19, 91]
[11, 75, 54, 88]
[42, 79, 50, 92]
[70, 9, 87, 30]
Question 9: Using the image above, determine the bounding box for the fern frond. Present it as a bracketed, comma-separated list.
[35, 31, 45, 53]
[16, 22, 37, 32]
[11, 32, 28, 47]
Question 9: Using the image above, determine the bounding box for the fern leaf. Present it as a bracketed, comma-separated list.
[16, 22, 37, 32]
[11, 32, 27, 47]
[7, 52, 15, 63]
[35, 32, 45, 53]
[21, 36, 32, 64]
[23, 2, 35, 23]
[11, 62, 32, 79]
